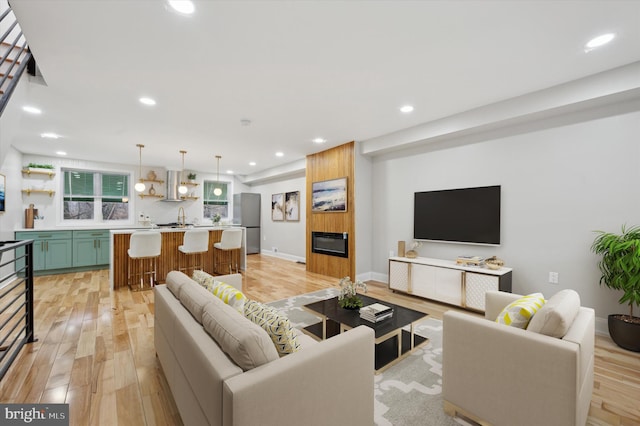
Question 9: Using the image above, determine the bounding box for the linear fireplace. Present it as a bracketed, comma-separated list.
[311, 232, 348, 258]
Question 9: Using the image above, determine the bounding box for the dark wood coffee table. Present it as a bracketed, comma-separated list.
[302, 294, 429, 373]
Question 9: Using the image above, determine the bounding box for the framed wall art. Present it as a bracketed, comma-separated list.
[312, 177, 347, 212]
[271, 193, 284, 221]
[285, 191, 300, 221]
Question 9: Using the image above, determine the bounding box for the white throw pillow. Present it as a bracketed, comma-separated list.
[527, 289, 580, 338]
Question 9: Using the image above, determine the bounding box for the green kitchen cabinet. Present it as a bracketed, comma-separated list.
[15, 231, 73, 272]
[72, 230, 110, 267]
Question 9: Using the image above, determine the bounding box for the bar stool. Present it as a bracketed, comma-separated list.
[178, 229, 209, 275]
[213, 228, 243, 274]
[127, 231, 161, 291]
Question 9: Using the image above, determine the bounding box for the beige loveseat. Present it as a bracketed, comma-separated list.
[154, 271, 374, 426]
[442, 290, 595, 426]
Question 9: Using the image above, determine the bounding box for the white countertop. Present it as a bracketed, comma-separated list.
[15, 225, 241, 233]
[389, 256, 512, 275]
[110, 225, 243, 234]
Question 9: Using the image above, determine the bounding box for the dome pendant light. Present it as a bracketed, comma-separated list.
[134, 144, 146, 193]
[213, 155, 222, 196]
[178, 150, 188, 195]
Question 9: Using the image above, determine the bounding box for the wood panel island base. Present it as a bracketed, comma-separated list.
[109, 227, 246, 290]
[388, 256, 512, 313]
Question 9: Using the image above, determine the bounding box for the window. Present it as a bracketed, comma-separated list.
[203, 180, 230, 219]
[63, 169, 130, 221]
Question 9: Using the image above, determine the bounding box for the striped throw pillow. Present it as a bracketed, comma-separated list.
[244, 300, 300, 356]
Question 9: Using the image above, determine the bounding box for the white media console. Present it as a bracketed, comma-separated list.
[388, 256, 513, 312]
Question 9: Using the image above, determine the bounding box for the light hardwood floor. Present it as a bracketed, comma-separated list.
[1, 255, 639, 425]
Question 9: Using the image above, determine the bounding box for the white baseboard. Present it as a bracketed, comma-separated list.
[260, 249, 306, 264]
[371, 272, 389, 284]
[595, 316, 610, 337]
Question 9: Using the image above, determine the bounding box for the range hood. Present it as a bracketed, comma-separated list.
[161, 170, 185, 202]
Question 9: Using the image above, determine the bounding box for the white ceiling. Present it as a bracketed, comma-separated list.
[8, 0, 640, 178]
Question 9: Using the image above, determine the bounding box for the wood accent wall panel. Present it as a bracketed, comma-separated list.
[112, 229, 225, 290]
[306, 142, 355, 279]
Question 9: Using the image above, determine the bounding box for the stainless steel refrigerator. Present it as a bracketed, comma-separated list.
[233, 193, 261, 254]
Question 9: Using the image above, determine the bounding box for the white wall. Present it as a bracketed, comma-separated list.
[0, 72, 30, 279]
[355, 145, 373, 282]
[248, 174, 306, 262]
[370, 107, 640, 327]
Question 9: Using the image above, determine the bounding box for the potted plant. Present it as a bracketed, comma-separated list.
[26, 163, 54, 172]
[338, 276, 367, 309]
[187, 172, 197, 182]
[591, 225, 640, 352]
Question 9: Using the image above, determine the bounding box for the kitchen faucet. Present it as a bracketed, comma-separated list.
[178, 207, 186, 227]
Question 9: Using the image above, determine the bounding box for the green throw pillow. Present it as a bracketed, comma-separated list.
[495, 293, 545, 329]
[244, 300, 300, 356]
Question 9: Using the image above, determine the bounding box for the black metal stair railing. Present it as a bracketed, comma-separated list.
[0, 3, 33, 116]
[0, 240, 36, 382]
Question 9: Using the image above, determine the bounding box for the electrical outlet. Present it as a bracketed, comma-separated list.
[549, 272, 559, 284]
[272, 247, 278, 253]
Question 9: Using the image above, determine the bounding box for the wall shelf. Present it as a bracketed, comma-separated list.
[180, 182, 199, 186]
[22, 169, 55, 178]
[22, 189, 55, 197]
[180, 196, 199, 200]
[138, 194, 164, 199]
[140, 178, 164, 184]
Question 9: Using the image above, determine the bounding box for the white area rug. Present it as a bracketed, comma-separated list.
[267, 290, 473, 426]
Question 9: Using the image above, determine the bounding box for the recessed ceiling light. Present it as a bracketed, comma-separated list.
[56, 151, 67, 156]
[249, 161, 256, 166]
[23, 106, 42, 114]
[312, 138, 326, 144]
[275, 152, 284, 157]
[139, 97, 156, 106]
[585, 33, 616, 51]
[400, 105, 414, 113]
[226, 170, 234, 174]
[167, 0, 195, 15]
[41, 132, 60, 139]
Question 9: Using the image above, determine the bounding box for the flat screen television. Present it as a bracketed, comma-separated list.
[414, 185, 501, 245]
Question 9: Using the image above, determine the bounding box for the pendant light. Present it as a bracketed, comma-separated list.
[122, 176, 129, 203]
[178, 150, 188, 195]
[213, 155, 222, 196]
[134, 144, 146, 192]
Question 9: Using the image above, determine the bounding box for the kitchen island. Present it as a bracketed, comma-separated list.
[109, 226, 246, 290]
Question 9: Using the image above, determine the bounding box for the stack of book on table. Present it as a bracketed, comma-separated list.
[360, 303, 393, 323]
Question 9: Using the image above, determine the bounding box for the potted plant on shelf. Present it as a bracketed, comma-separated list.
[338, 276, 367, 310]
[187, 172, 197, 183]
[26, 163, 54, 172]
[591, 225, 640, 352]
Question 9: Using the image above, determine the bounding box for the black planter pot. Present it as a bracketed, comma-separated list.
[608, 314, 640, 352]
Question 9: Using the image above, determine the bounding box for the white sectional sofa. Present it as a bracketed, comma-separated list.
[154, 271, 375, 426]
